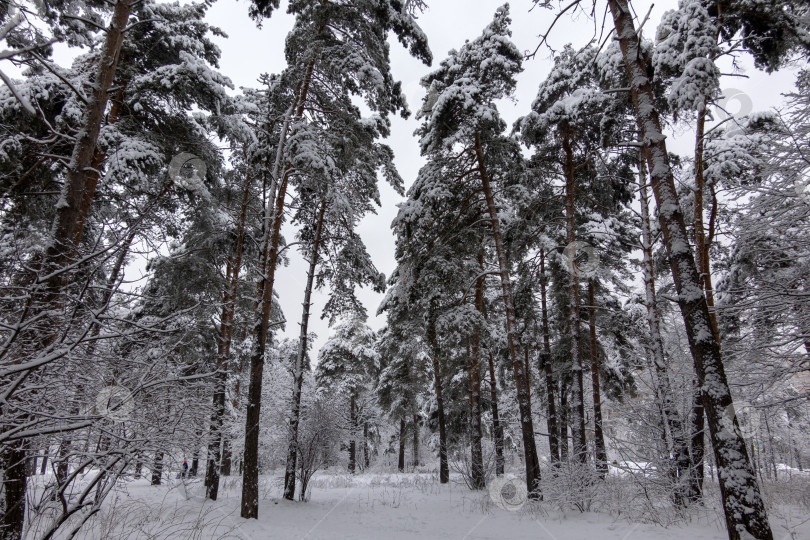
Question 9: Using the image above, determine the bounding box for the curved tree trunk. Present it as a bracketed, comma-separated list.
[607, 1, 772, 537]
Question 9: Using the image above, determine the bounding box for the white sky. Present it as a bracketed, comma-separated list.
[28, 0, 800, 357]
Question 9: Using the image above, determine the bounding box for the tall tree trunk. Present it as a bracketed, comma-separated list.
[0, 5, 134, 538]
[398, 419, 405, 472]
[562, 131, 588, 465]
[0, 445, 26, 540]
[283, 199, 327, 500]
[240, 51, 317, 519]
[427, 303, 449, 483]
[607, 2, 772, 537]
[689, 388, 706, 500]
[150, 452, 163, 486]
[559, 379, 570, 463]
[639, 163, 692, 505]
[221, 437, 232, 477]
[468, 268, 485, 489]
[539, 251, 560, 465]
[348, 391, 357, 474]
[241, 173, 288, 518]
[474, 132, 541, 497]
[588, 280, 608, 478]
[412, 414, 420, 468]
[207, 173, 252, 501]
[487, 352, 505, 476]
[693, 109, 720, 336]
[363, 423, 370, 469]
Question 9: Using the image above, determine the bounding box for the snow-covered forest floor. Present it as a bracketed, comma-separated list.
[26, 469, 810, 540]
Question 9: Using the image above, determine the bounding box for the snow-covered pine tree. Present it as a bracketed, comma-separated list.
[606, 0, 773, 537]
[414, 4, 542, 497]
[315, 317, 379, 474]
[237, 0, 430, 518]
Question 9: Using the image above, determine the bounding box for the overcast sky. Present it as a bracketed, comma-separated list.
[39, 0, 798, 357]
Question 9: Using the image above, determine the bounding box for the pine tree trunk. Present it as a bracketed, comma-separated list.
[607, 1, 772, 537]
[283, 199, 327, 500]
[412, 414, 420, 468]
[0, 6, 134, 535]
[240, 174, 288, 518]
[240, 51, 318, 518]
[559, 380, 570, 463]
[469, 270, 485, 489]
[639, 163, 692, 504]
[588, 280, 608, 478]
[474, 132, 541, 496]
[151, 452, 163, 486]
[0, 444, 26, 540]
[207, 173, 252, 501]
[487, 352, 505, 476]
[689, 388, 706, 500]
[364, 423, 370, 469]
[539, 251, 560, 465]
[562, 131, 588, 465]
[398, 418, 406, 472]
[349, 390, 357, 474]
[221, 437, 232, 477]
[427, 304, 449, 483]
[693, 109, 720, 336]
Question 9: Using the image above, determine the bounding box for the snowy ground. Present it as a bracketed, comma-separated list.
[29, 470, 810, 539]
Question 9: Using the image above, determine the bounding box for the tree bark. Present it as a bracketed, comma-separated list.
[607, 1, 772, 537]
[398, 418, 405, 472]
[559, 379, 569, 463]
[0, 5, 134, 537]
[487, 352, 505, 476]
[0, 444, 26, 540]
[348, 390, 357, 474]
[364, 423, 370, 469]
[638, 163, 692, 504]
[468, 268, 485, 489]
[427, 303, 449, 483]
[588, 280, 608, 478]
[539, 250, 560, 465]
[207, 172, 252, 501]
[475, 132, 541, 496]
[240, 52, 317, 519]
[412, 414, 420, 468]
[150, 452, 163, 486]
[562, 131, 588, 465]
[283, 199, 327, 500]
